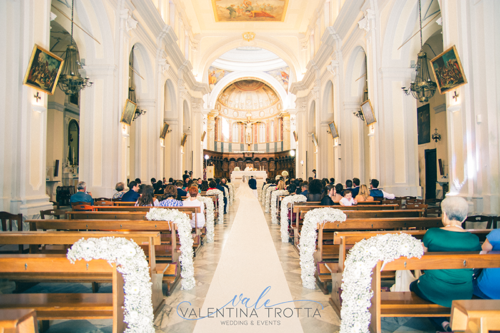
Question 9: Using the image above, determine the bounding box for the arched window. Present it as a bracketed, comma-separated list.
[270, 121, 275, 142]
[260, 123, 266, 143]
[222, 118, 230, 142]
[232, 123, 239, 142]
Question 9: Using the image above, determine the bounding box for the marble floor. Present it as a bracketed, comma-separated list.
[0, 188, 440, 332]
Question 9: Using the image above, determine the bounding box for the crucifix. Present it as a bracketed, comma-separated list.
[236, 113, 261, 150]
[34, 92, 42, 102]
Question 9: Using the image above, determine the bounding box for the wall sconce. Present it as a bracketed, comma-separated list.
[353, 110, 365, 121]
[160, 138, 165, 147]
[133, 109, 147, 121]
[290, 150, 296, 157]
[432, 128, 441, 142]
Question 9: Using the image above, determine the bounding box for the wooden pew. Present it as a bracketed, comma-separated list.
[0, 254, 127, 333]
[321, 229, 490, 295]
[27, 220, 180, 296]
[367, 253, 500, 333]
[0, 232, 165, 315]
[450, 299, 500, 333]
[0, 309, 38, 333]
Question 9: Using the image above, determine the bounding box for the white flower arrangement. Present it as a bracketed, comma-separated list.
[264, 186, 277, 213]
[227, 183, 235, 203]
[280, 194, 307, 242]
[145, 208, 195, 290]
[340, 233, 424, 333]
[233, 166, 240, 171]
[67, 237, 155, 333]
[198, 196, 215, 243]
[206, 189, 224, 224]
[261, 184, 272, 204]
[271, 190, 289, 224]
[300, 208, 347, 289]
[281, 170, 289, 178]
[275, 175, 281, 181]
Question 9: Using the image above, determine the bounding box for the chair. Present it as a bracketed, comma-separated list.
[0, 212, 24, 253]
[465, 215, 492, 230]
[40, 209, 67, 219]
[71, 202, 94, 211]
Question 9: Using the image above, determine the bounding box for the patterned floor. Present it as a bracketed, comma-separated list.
[0, 188, 440, 332]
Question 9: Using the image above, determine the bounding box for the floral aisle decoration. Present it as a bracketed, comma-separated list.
[67, 237, 155, 333]
[206, 189, 224, 224]
[145, 208, 195, 290]
[222, 187, 229, 205]
[340, 233, 424, 333]
[280, 194, 307, 242]
[271, 190, 289, 224]
[300, 208, 347, 289]
[264, 186, 277, 213]
[198, 196, 215, 243]
[261, 184, 272, 204]
[227, 183, 235, 203]
[281, 170, 289, 180]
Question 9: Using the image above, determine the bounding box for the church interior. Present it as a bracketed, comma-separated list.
[1, 0, 500, 332]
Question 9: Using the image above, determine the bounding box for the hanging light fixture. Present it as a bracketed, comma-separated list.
[402, 0, 437, 103]
[58, 0, 92, 96]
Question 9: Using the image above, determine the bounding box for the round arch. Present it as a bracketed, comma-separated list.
[164, 79, 176, 116]
[197, 37, 300, 83]
[129, 43, 154, 99]
[208, 71, 290, 110]
[322, 80, 334, 118]
[344, 46, 367, 100]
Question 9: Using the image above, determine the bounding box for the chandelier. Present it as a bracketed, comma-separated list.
[57, 0, 92, 96]
[402, 0, 437, 103]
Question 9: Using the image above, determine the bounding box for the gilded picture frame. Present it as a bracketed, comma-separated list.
[430, 45, 468, 94]
[120, 99, 137, 126]
[312, 133, 318, 147]
[23, 44, 64, 95]
[328, 121, 339, 139]
[160, 122, 169, 139]
[360, 100, 377, 126]
[181, 133, 188, 147]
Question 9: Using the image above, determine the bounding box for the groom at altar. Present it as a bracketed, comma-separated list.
[248, 176, 257, 198]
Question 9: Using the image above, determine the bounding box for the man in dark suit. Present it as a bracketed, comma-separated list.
[343, 179, 353, 196]
[121, 181, 140, 202]
[248, 176, 257, 198]
[216, 178, 228, 214]
[176, 181, 187, 200]
[351, 178, 361, 197]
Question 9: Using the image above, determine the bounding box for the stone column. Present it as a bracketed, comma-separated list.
[282, 112, 291, 151]
[207, 110, 217, 151]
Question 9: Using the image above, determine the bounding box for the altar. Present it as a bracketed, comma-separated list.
[230, 170, 267, 187]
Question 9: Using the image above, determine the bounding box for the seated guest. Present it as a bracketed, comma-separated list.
[168, 177, 174, 185]
[200, 181, 209, 192]
[321, 185, 339, 206]
[288, 184, 297, 194]
[369, 179, 395, 199]
[183, 186, 205, 229]
[473, 228, 500, 299]
[197, 178, 203, 186]
[300, 182, 309, 196]
[277, 180, 286, 191]
[154, 180, 164, 194]
[343, 179, 353, 196]
[329, 178, 335, 185]
[162, 177, 167, 185]
[307, 179, 322, 201]
[70, 181, 94, 205]
[158, 185, 184, 207]
[121, 181, 140, 202]
[216, 178, 228, 214]
[355, 184, 374, 202]
[409, 196, 481, 332]
[135, 178, 142, 184]
[351, 178, 361, 197]
[151, 178, 156, 186]
[334, 184, 344, 201]
[112, 182, 126, 200]
[339, 190, 357, 206]
[207, 180, 218, 190]
[135, 185, 159, 207]
[176, 181, 187, 200]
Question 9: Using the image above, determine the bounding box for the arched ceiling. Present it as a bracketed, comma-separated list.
[215, 79, 282, 120]
[212, 47, 288, 72]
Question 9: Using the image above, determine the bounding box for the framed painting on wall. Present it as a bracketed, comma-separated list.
[23, 44, 64, 95]
[311, 133, 318, 147]
[430, 45, 467, 94]
[160, 122, 169, 139]
[181, 133, 188, 147]
[328, 121, 339, 139]
[417, 104, 431, 145]
[293, 131, 298, 142]
[120, 99, 137, 126]
[360, 100, 377, 126]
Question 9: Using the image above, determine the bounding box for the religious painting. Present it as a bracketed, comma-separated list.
[430, 45, 467, 94]
[208, 66, 232, 89]
[160, 122, 169, 139]
[312, 133, 318, 147]
[417, 104, 431, 145]
[212, 0, 289, 22]
[181, 133, 188, 147]
[201, 131, 206, 142]
[328, 121, 339, 139]
[293, 131, 298, 142]
[23, 44, 64, 95]
[266, 67, 290, 91]
[120, 99, 137, 126]
[360, 100, 376, 126]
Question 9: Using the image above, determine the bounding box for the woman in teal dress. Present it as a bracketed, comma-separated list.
[409, 196, 481, 332]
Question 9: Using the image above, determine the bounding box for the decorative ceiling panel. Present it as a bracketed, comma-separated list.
[212, 0, 289, 22]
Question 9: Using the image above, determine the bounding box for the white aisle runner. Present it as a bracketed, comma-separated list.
[192, 184, 304, 333]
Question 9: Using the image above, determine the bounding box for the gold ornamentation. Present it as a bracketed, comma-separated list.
[242, 32, 256, 42]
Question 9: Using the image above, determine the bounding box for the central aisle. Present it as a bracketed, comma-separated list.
[193, 184, 304, 332]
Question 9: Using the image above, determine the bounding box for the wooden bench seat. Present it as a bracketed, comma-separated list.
[0, 254, 126, 332]
[26, 220, 181, 296]
[0, 309, 38, 333]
